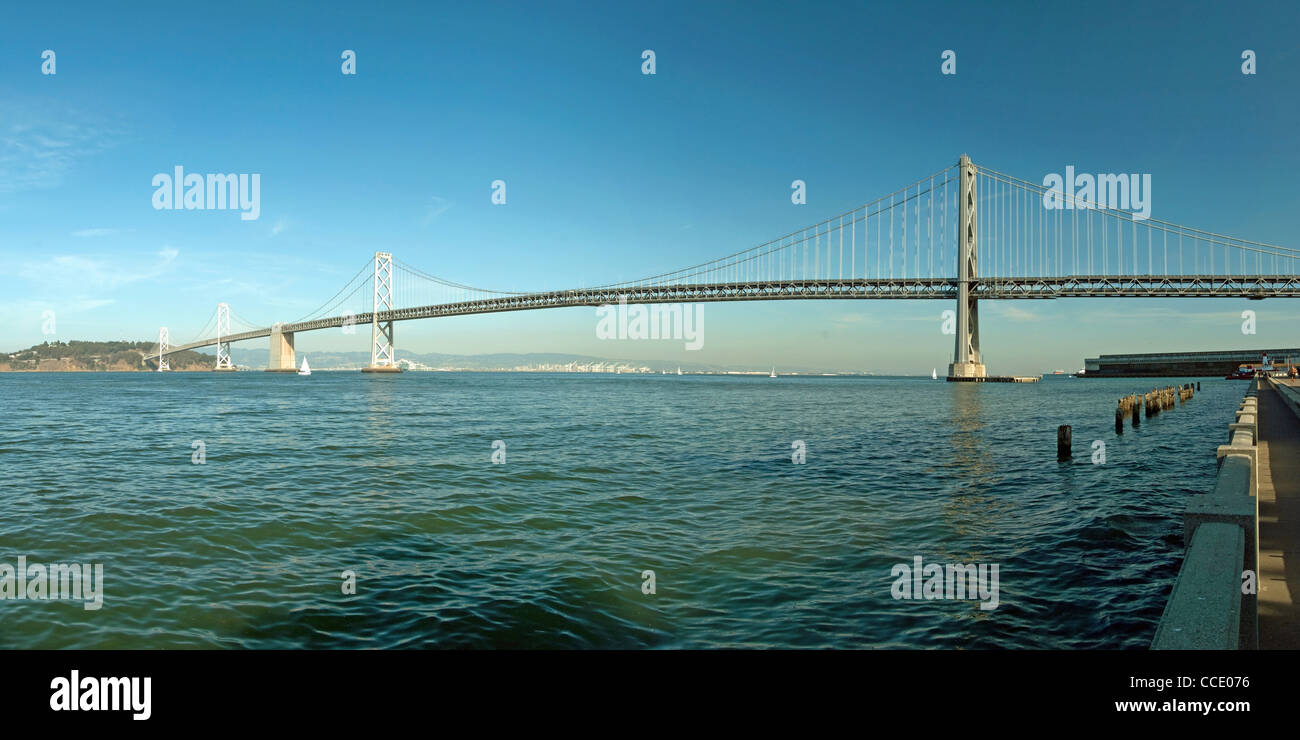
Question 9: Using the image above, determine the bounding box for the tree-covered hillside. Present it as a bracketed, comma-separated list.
[2, 340, 214, 371]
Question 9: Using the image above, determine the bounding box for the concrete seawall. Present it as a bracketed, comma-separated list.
[1154, 377, 1300, 649]
[1152, 385, 1259, 649]
[1258, 377, 1300, 648]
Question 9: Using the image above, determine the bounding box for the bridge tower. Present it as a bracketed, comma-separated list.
[947, 154, 986, 379]
[214, 302, 236, 371]
[363, 251, 401, 373]
[157, 327, 170, 371]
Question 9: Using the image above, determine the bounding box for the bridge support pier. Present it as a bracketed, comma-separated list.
[947, 154, 986, 380]
[266, 323, 297, 372]
[363, 251, 402, 373]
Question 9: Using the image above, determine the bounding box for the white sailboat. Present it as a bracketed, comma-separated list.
[298, 357, 311, 376]
[931, 368, 938, 380]
[770, 367, 777, 378]
[677, 367, 682, 376]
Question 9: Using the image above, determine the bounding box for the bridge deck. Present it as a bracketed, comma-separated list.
[1258, 379, 1300, 648]
[156, 274, 1300, 357]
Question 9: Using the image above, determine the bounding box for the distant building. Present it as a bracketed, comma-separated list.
[1082, 348, 1300, 377]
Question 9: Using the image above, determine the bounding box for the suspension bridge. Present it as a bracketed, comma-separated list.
[149, 155, 1300, 378]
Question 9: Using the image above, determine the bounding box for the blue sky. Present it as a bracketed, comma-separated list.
[2, 0, 1298, 373]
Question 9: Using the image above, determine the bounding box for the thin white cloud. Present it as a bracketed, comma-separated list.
[71, 228, 121, 238]
[830, 313, 881, 328]
[0, 298, 118, 338]
[0, 103, 121, 193]
[1061, 304, 1252, 323]
[986, 304, 1040, 322]
[210, 276, 270, 295]
[422, 196, 452, 226]
[17, 247, 179, 291]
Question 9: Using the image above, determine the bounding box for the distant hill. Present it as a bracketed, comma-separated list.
[1, 340, 860, 374]
[228, 347, 851, 374]
[228, 348, 656, 370]
[1, 340, 213, 372]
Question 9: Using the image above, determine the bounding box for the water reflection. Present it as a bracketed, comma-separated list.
[362, 374, 400, 448]
[941, 384, 1005, 548]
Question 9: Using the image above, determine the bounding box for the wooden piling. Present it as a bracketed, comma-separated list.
[1110, 385, 1197, 428]
[1058, 425, 1072, 461]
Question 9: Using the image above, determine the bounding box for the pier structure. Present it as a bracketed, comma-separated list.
[1083, 349, 1300, 378]
[1154, 377, 1300, 649]
[1257, 377, 1300, 647]
[266, 323, 296, 373]
[1153, 385, 1259, 649]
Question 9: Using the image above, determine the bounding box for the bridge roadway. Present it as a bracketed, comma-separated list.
[161, 273, 1300, 356]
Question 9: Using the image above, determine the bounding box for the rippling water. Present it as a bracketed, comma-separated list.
[0, 372, 1240, 648]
